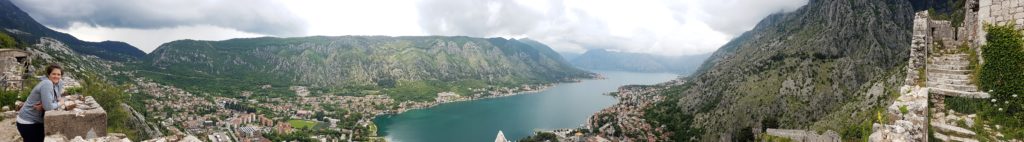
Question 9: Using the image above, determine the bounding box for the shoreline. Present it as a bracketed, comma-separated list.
[373, 77, 606, 117]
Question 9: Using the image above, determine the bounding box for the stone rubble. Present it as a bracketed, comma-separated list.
[869, 86, 929, 142]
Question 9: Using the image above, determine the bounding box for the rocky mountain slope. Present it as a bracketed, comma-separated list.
[0, 0, 145, 62]
[569, 49, 710, 74]
[585, 0, 915, 141]
[136, 36, 594, 101]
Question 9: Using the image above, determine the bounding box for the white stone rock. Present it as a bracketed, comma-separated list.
[966, 117, 975, 127]
[71, 136, 86, 142]
[894, 125, 906, 133]
[900, 86, 911, 94]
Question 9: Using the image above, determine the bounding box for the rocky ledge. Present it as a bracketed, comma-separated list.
[44, 95, 108, 140]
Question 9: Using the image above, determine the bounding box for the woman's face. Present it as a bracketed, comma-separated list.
[48, 69, 61, 84]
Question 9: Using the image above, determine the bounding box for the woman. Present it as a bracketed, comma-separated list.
[15, 64, 64, 142]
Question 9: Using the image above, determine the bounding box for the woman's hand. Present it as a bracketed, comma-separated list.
[33, 103, 42, 111]
[59, 99, 65, 110]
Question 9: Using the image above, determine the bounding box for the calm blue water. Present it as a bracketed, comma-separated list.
[373, 71, 678, 142]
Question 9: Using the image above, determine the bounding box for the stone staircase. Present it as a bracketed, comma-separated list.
[926, 52, 988, 142]
[925, 53, 989, 99]
[931, 121, 978, 142]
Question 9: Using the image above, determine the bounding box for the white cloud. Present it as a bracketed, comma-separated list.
[11, 0, 308, 36]
[666, 0, 809, 36]
[416, 0, 806, 56]
[282, 0, 425, 36]
[13, 0, 808, 56]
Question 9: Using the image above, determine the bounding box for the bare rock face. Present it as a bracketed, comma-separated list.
[44, 95, 107, 140]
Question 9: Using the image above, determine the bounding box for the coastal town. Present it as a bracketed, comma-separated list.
[517, 79, 689, 142]
[126, 77, 561, 141]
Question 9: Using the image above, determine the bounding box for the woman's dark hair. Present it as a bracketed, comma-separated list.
[44, 64, 62, 75]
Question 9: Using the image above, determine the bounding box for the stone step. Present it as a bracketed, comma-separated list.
[928, 63, 970, 68]
[927, 83, 978, 92]
[931, 122, 977, 137]
[933, 132, 979, 142]
[929, 57, 969, 62]
[930, 54, 970, 59]
[945, 54, 970, 58]
[927, 68, 973, 75]
[929, 78, 974, 85]
[928, 64, 972, 70]
[928, 60, 970, 66]
[928, 73, 971, 80]
[928, 88, 991, 98]
[930, 53, 969, 58]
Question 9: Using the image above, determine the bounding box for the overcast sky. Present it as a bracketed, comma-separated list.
[11, 0, 807, 56]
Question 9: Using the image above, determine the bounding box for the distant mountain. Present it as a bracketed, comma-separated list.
[136, 36, 594, 101]
[586, 0, 914, 141]
[569, 49, 710, 74]
[558, 52, 581, 61]
[0, 0, 145, 61]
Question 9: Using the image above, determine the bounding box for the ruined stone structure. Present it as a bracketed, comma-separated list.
[907, 12, 930, 87]
[908, 0, 1024, 141]
[911, 0, 995, 110]
[0, 48, 31, 90]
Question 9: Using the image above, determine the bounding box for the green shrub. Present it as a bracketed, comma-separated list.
[760, 133, 795, 142]
[0, 32, 16, 48]
[899, 105, 909, 115]
[0, 90, 18, 118]
[979, 22, 1024, 138]
[958, 42, 981, 85]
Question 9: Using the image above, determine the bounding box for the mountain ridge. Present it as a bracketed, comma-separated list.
[581, 0, 915, 141]
[136, 35, 595, 101]
[570, 49, 710, 74]
[0, 0, 145, 61]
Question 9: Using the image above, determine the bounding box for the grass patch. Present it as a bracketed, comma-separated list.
[917, 67, 927, 86]
[944, 96, 984, 114]
[760, 133, 795, 142]
[957, 42, 981, 85]
[288, 119, 317, 129]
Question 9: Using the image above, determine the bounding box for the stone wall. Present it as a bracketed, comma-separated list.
[44, 95, 108, 139]
[977, 0, 1024, 44]
[930, 20, 964, 49]
[907, 11, 930, 86]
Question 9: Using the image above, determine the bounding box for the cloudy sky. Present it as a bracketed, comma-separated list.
[11, 0, 807, 56]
